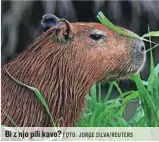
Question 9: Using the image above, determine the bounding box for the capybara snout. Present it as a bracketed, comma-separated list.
[1, 14, 146, 127]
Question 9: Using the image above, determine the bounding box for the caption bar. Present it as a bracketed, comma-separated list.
[1, 127, 159, 141]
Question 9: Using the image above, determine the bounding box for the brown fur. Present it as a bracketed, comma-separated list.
[1, 22, 144, 126]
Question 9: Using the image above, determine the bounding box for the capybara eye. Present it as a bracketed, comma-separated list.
[89, 29, 106, 41]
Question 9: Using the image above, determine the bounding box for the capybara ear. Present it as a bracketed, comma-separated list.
[41, 14, 60, 32]
[55, 19, 73, 44]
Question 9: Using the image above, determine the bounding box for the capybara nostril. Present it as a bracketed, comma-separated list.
[140, 45, 145, 53]
[138, 40, 145, 54]
[132, 39, 145, 54]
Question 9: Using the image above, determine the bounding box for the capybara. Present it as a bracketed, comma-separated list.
[1, 14, 146, 127]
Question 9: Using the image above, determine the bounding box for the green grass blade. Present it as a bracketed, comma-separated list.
[103, 81, 114, 102]
[119, 91, 139, 115]
[98, 83, 102, 103]
[142, 31, 159, 38]
[2, 109, 18, 127]
[97, 11, 159, 50]
[130, 74, 158, 120]
[155, 63, 159, 74]
[97, 11, 140, 39]
[90, 84, 97, 107]
[114, 81, 123, 96]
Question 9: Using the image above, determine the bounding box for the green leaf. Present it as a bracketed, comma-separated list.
[97, 11, 141, 39]
[90, 84, 97, 107]
[147, 42, 155, 83]
[130, 74, 157, 118]
[103, 81, 114, 102]
[119, 91, 139, 115]
[114, 81, 123, 96]
[2, 109, 18, 127]
[155, 63, 159, 74]
[142, 31, 159, 38]
[97, 11, 159, 51]
[98, 83, 102, 103]
[141, 80, 149, 86]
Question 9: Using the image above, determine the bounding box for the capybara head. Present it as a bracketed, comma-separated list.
[1, 14, 146, 127]
[41, 14, 146, 82]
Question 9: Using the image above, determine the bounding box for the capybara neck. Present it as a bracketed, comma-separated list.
[2, 28, 98, 126]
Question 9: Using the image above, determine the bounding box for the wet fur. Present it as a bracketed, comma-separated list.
[1, 23, 143, 126]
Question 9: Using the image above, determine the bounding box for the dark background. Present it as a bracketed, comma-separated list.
[1, 0, 159, 120]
